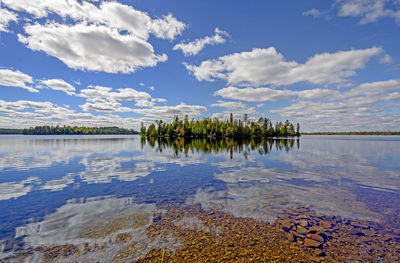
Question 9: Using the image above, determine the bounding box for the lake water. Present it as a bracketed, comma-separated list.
[0, 135, 399, 262]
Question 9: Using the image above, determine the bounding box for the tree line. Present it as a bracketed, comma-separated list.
[0, 128, 23, 134]
[303, 131, 400, 135]
[140, 114, 300, 138]
[22, 126, 138, 135]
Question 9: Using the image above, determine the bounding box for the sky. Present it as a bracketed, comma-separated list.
[0, 0, 399, 132]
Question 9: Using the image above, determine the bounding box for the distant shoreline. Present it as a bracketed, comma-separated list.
[1, 129, 399, 136]
[302, 132, 400, 135]
[0, 126, 139, 135]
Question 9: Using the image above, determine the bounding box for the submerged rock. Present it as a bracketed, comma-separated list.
[306, 233, 324, 243]
[297, 225, 308, 235]
[304, 238, 322, 248]
[300, 219, 309, 227]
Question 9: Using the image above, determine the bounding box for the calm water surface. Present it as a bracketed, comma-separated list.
[0, 135, 399, 261]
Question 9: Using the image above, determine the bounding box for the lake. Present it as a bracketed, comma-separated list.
[0, 135, 399, 262]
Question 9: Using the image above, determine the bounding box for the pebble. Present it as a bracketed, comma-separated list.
[307, 233, 324, 243]
[304, 238, 322, 248]
[309, 225, 324, 233]
[321, 221, 332, 229]
[297, 225, 308, 235]
[300, 220, 309, 227]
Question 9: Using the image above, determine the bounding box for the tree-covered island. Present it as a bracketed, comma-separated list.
[140, 114, 300, 138]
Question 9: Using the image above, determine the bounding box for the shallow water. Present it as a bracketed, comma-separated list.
[0, 135, 399, 261]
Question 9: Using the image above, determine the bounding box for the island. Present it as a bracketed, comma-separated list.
[140, 114, 301, 138]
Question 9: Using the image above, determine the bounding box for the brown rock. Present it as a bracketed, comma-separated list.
[300, 219, 309, 227]
[309, 225, 324, 233]
[288, 233, 295, 242]
[314, 248, 325, 256]
[321, 221, 332, 229]
[291, 231, 305, 239]
[307, 233, 324, 243]
[281, 222, 293, 232]
[297, 225, 308, 235]
[309, 255, 321, 262]
[304, 238, 322, 248]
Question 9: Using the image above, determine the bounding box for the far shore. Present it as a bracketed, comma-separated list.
[303, 132, 400, 135]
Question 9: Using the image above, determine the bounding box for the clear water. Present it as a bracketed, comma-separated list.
[0, 135, 399, 260]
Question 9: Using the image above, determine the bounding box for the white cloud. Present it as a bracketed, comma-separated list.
[302, 8, 322, 18]
[346, 78, 400, 97]
[4, 0, 185, 73]
[215, 87, 294, 102]
[133, 102, 207, 119]
[79, 98, 132, 113]
[0, 8, 17, 32]
[380, 54, 393, 64]
[79, 85, 159, 112]
[214, 86, 341, 102]
[40, 79, 76, 95]
[0, 69, 38, 93]
[80, 85, 151, 101]
[335, 0, 400, 25]
[3, 0, 185, 39]
[256, 103, 264, 108]
[0, 99, 144, 129]
[135, 100, 155, 107]
[149, 13, 186, 40]
[210, 107, 260, 122]
[19, 22, 168, 74]
[302, 8, 331, 20]
[173, 28, 229, 56]
[271, 79, 400, 131]
[210, 100, 246, 109]
[185, 46, 384, 87]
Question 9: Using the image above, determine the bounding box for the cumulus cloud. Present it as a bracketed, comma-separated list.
[18, 22, 168, 74]
[133, 102, 207, 119]
[4, 0, 185, 73]
[210, 107, 260, 122]
[173, 28, 229, 56]
[214, 86, 341, 102]
[335, 0, 400, 25]
[215, 87, 294, 102]
[149, 13, 186, 40]
[0, 99, 143, 129]
[3, 0, 185, 39]
[0, 69, 38, 93]
[40, 79, 76, 95]
[302, 8, 322, 18]
[271, 79, 400, 131]
[302, 8, 332, 20]
[80, 85, 151, 101]
[0, 8, 17, 32]
[210, 100, 246, 109]
[185, 46, 384, 87]
[79, 85, 160, 112]
[79, 98, 132, 113]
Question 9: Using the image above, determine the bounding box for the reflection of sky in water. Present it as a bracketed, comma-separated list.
[0, 135, 399, 257]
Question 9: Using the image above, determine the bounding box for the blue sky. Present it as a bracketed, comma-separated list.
[0, 0, 399, 132]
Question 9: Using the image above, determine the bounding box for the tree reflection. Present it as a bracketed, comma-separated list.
[141, 137, 299, 158]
